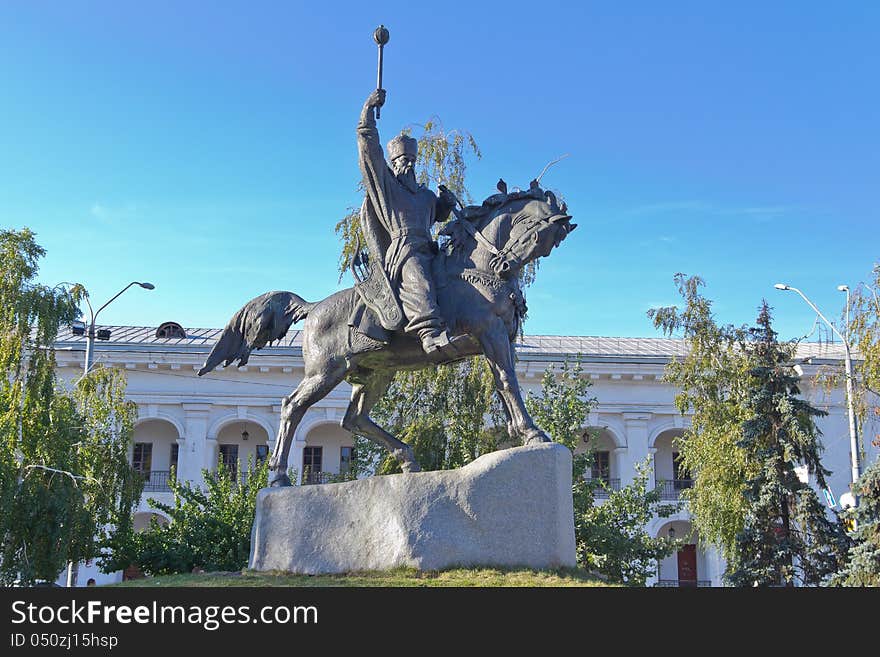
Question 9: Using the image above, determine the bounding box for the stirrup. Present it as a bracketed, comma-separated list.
[422, 331, 467, 361]
[421, 330, 451, 353]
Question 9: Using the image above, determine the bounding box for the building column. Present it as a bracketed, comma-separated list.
[613, 447, 628, 484]
[272, 404, 305, 485]
[182, 403, 211, 487]
[290, 437, 306, 485]
[622, 412, 654, 488]
[174, 437, 186, 482]
[266, 409, 279, 459]
[706, 547, 726, 587]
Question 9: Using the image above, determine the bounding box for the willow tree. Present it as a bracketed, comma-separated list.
[649, 274, 755, 558]
[0, 228, 141, 585]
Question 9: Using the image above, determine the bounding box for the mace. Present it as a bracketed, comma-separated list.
[373, 24, 389, 119]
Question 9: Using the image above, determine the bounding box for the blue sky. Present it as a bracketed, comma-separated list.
[2, 1, 877, 340]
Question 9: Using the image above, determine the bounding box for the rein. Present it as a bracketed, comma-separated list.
[448, 204, 550, 275]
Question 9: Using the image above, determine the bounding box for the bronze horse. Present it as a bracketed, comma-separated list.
[198, 183, 576, 486]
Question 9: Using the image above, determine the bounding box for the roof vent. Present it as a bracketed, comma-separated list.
[155, 322, 187, 339]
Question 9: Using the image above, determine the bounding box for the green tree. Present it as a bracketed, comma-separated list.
[830, 265, 880, 585]
[829, 461, 880, 586]
[360, 357, 504, 474]
[849, 265, 880, 417]
[526, 359, 596, 454]
[525, 360, 679, 585]
[650, 274, 756, 558]
[651, 275, 848, 585]
[578, 460, 680, 586]
[724, 302, 849, 586]
[103, 457, 268, 575]
[0, 228, 141, 585]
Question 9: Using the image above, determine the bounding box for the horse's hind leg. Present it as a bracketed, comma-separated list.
[342, 369, 421, 473]
[268, 361, 347, 486]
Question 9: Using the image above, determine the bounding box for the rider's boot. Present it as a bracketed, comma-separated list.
[420, 328, 468, 361]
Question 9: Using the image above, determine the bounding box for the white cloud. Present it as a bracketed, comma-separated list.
[89, 202, 138, 225]
[624, 200, 795, 222]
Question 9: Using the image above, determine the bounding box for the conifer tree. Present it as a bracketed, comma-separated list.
[828, 462, 880, 586]
[725, 302, 849, 586]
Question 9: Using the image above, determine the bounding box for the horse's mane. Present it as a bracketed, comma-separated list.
[458, 179, 566, 226]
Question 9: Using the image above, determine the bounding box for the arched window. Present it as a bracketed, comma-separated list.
[155, 322, 186, 339]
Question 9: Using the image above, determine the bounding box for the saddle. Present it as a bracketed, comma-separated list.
[348, 198, 470, 360]
[347, 196, 403, 345]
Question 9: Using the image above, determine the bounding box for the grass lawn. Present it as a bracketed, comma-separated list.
[108, 566, 611, 587]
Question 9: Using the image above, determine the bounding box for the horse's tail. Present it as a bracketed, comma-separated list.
[198, 291, 315, 376]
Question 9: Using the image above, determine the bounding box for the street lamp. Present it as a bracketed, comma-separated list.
[774, 283, 861, 502]
[65, 281, 154, 588]
[80, 281, 155, 379]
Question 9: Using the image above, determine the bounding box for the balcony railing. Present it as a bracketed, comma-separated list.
[142, 470, 173, 492]
[302, 471, 335, 485]
[584, 478, 621, 499]
[658, 479, 693, 500]
[301, 471, 356, 485]
[655, 579, 712, 588]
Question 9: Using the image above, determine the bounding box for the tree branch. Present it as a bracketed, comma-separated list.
[21, 464, 90, 487]
[535, 153, 570, 184]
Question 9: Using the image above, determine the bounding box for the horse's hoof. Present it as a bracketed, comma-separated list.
[524, 431, 551, 446]
[394, 447, 421, 473]
[269, 473, 292, 487]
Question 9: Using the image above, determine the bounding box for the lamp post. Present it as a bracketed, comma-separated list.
[79, 281, 155, 379]
[66, 280, 154, 587]
[774, 283, 861, 502]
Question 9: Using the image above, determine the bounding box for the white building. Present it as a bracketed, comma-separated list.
[52, 324, 873, 587]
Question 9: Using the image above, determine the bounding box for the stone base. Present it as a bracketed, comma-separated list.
[249, 442, 576, 574]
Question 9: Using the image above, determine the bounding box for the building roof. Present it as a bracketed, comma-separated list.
[53, 325, 850, 363]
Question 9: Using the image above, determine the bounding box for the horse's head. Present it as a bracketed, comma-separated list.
[490, 190, 576, 277]
[445, 182, 577, 278]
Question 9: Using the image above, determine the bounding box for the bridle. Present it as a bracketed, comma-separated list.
[452, 205, 564, 277]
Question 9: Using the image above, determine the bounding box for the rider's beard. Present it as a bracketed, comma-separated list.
[396, 167, 419, 193]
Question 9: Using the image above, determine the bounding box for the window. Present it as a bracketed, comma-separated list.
[132, 443, 152, 480]
[673, 452, 692, 489]
[591, 450, 610, 483]
[219, 444, 239, 479]
[340, 446, 355, 475]
[256, 444, 269, 466]
[170, 443, 179, 472]
[155, 321, 186, 339]
[303, 446, 323, 484]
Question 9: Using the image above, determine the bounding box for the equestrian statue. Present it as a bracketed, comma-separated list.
[198, 34, 577, 487]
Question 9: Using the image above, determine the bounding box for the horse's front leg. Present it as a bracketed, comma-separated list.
[481, 327, 549, 446]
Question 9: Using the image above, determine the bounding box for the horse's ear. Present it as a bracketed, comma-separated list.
[560, 200, 568, 214]
[544, 190, 559, 210]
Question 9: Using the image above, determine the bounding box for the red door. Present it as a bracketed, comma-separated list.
[677, 544, 697, 586]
